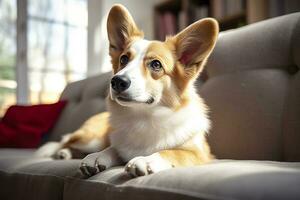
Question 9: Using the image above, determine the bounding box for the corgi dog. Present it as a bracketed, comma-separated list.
[35, 4, 219, 177]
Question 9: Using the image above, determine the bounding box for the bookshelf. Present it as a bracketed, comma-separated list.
[154, 0, 247, 40]
[154, 0, 300, 40]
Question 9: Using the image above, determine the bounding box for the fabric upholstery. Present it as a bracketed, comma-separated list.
[0, 13, 300, 200]
[66, 160, 300, 200]
[48, 72, 111, 141]
[1, 149, 300, 200]
[0, 149, 81, 200]
[202, 13, 300, 161]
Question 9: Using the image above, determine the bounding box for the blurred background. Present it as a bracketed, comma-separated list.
[0, 0, 299, 116]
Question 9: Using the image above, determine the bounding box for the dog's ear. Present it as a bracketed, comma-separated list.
[107, 4, 143, 52]
[172, 18, 218, 67]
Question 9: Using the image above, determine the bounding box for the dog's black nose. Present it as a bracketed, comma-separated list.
[111, 75, 131, 93]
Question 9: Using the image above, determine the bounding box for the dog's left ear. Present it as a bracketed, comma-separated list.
[172, 18, 219, 67]
[107, 4, 143, 52]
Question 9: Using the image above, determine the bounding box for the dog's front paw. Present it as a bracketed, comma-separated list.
[80, 152, 107, 177]
[125, 153, 172, 177]
[79, 147, 123, 177]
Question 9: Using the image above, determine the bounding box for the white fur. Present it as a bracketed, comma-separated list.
[34, 142, 62, 158]
[111, 39, 152, 106]
[108, 38, 210, 160]
[125, 153, 172, 177]
[35, 134, 73, 158]
[108, 40, 210, 162]
[109, 95, 210, 161]
[56, 148, 72, 159]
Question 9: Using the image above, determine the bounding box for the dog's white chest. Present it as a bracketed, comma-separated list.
[109, 104, 209, 161]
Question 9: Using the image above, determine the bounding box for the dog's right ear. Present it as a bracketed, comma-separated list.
[107, 4, 143, 52]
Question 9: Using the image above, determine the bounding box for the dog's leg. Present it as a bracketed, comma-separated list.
[34, 141, 63, 158]
[125, 149, 211, 177]
[126, 138, 213, 177]
[54, 148, 72, 160]
[34, 133, 78, 159]
[80, 146, 124, 177]
[125, 152, 172, 177]
[35, 112, 111, 160]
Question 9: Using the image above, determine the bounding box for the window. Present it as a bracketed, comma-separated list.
[28, 0, 87, 104]
[0, 0, 87, 116]
[0, 0, 17, 116]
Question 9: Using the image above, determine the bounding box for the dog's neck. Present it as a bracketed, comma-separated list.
[107, 93, 210, 161]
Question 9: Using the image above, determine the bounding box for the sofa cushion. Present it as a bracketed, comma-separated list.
[200, 69, 290, 161]
[48, 72, 111, 141]
[0, 149, 82, 200]
[0, 149, 300, 200]
[67, 160, 300, 200]
[203, 13, 300, 161]
[0, 149, 82, 176]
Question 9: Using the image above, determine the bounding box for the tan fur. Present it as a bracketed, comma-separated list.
[107, 5, 143, 74]
[63, 112, 111, 149]
[60, 4, 219, 170]
[159, 135, 213, 167]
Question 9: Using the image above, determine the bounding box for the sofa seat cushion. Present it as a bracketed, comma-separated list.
[0, 149, 82, 200]
[66, 160, 300, 200]
[1, 149, 299, 200]
[0, 149, 81, 176]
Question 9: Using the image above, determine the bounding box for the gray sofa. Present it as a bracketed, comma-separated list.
[1, 13, 300, 200]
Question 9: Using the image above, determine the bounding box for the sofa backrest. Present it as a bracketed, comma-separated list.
[201, 13, 300, 161]
[48, 72, 111, 141]
[49, 13, 300, 162]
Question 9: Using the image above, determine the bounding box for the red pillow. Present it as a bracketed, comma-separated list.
[0, 101, 67, 148]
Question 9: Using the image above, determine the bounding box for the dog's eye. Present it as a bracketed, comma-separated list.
[149, 60, 162, 72]
[120, 55, 129, 66]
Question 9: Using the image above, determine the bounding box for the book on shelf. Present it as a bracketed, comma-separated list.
[156, 12, 177, 41]
[156, 13, 165, 41]
[164, 12, 177, 36]
[212, 0, 244, 19]
[178, 10, 187, 31]
[194, 5, 209, 21]
[187, 3, 209, 24]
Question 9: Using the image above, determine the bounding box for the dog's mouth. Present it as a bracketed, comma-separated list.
[116, 95, 154, 105]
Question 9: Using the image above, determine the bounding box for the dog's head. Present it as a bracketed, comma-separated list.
[107, 4, 218, 109]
